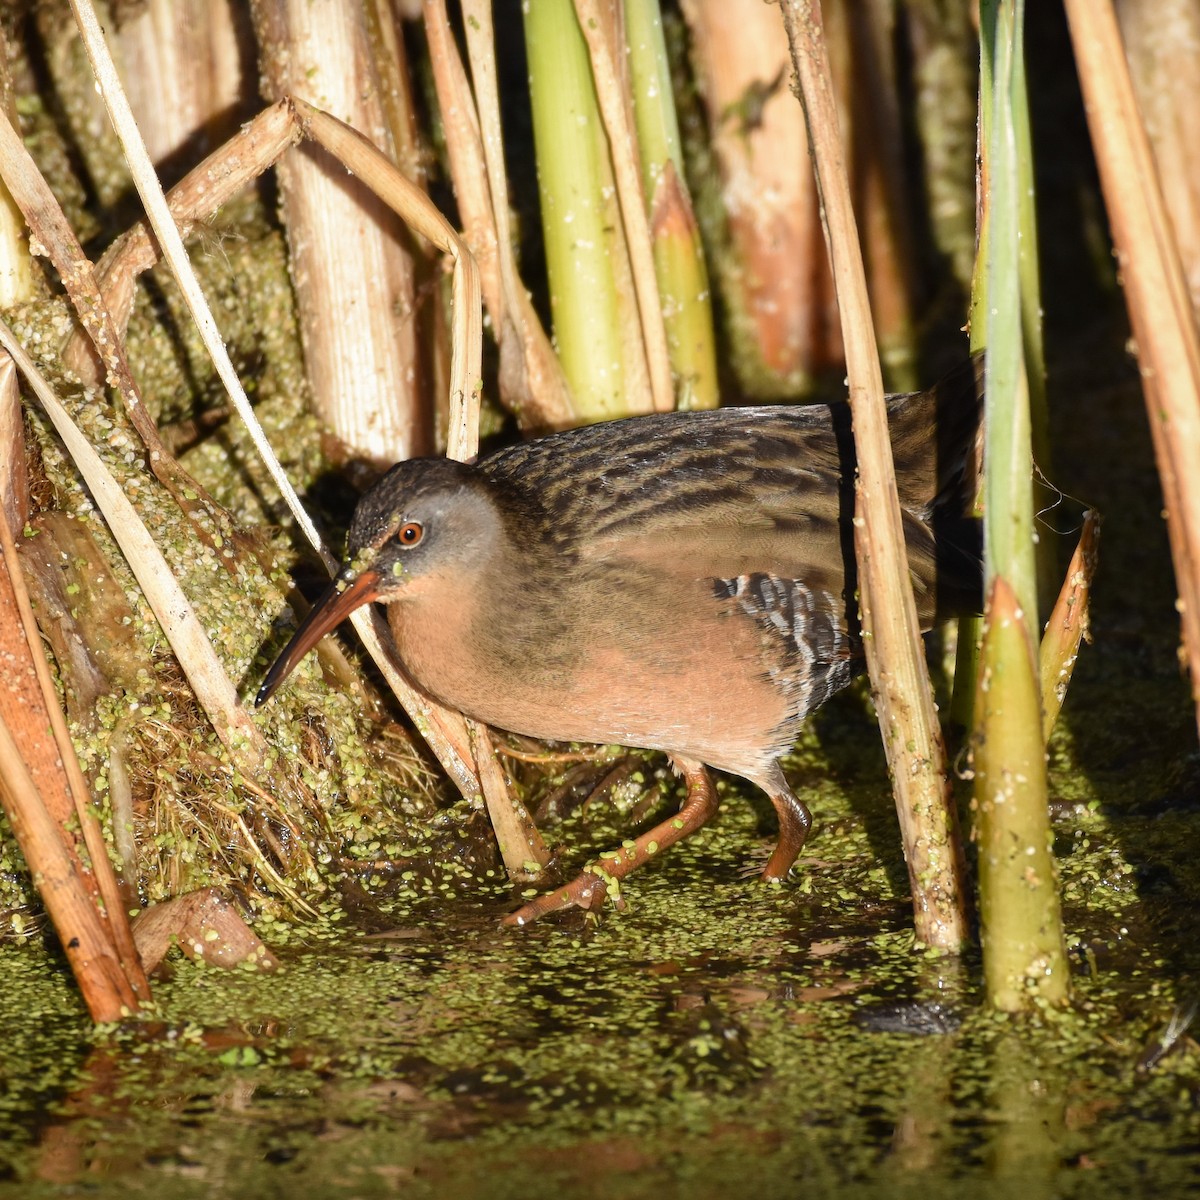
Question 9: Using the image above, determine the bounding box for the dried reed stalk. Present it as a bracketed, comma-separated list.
[112, 0, 253, 172]
[252, 0, 429, 465]
[1040, 510, 1099, 740]
[825, 0, 918, 386]
[781, 0, 967, 951]
[0, 27, 40, 535]
[0, 356, 28, 534]
[0, 713, 142, 1020]
[0, 493, 148, 1019]
[1116, 0, 1200, 317]
[1064, 0, 1200, 739]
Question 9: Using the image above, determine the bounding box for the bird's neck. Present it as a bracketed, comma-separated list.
[387, 521, 575, 713]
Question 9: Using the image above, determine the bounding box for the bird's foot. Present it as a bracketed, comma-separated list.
[502, 755, 720, 928]
[737, 842, 778, 879]
[502, 864, 620, 926]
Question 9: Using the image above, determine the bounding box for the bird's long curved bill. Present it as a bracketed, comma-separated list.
[255, 568, 382, 706]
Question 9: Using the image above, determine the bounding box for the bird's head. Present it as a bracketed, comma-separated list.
[255, 457, 500, 706]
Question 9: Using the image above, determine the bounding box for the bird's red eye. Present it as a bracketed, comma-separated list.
[397, 521, 424, 547]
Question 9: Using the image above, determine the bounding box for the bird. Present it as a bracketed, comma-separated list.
[257, 356, 983, 925]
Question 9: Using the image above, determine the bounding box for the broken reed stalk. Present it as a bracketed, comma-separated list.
[1064, 0, 1200, 741]
[0, 355, 25, 535]
[131, 889, 278, 974]
[524, 0, 652, 419]
[973, 0, 1068, 1011]
[252, 0, 430, 465]
[781, 0, 967, 952]
[623, 0, 719, 410]
[0, 495, 148, 1019]
[1039, 510, 1099, 741]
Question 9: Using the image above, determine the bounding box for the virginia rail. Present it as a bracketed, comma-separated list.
[258, 358, 983, 924]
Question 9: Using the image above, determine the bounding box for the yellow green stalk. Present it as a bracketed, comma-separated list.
[524, 0, 649, 419]
[972, 0, 1068, 1011]
[624, 0, 717, 410]
[974, 578, 1068, 1010]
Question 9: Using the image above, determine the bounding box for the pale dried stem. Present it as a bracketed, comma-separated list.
[113, 0, 251, 168]
[469, 722, 551, 877]
[365, 0, 428, 186]
[1117, 0, 1200, 316]
[832, 0, 917, 383]
[780, 0, 967, 951]
[1064, 0, 1200, 738]
[1040, 510, 1100, 740]
[0, 355, 26, 535]
[420, 0, 503, 335]
[292, 101, 481, 467]
[573, 0, 673, 413]
[251, 0, 428, 464]
[0, 29, 32, 531]
[0, 24, 35, 313]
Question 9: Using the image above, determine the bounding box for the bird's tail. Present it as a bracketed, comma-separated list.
[889, 353, 986, 619]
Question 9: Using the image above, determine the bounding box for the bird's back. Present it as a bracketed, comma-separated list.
[479, 356, 983, 629]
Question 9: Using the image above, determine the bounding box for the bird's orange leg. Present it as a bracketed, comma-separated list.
[503, 756, 720, 926]
[761, 781, 812, 880]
